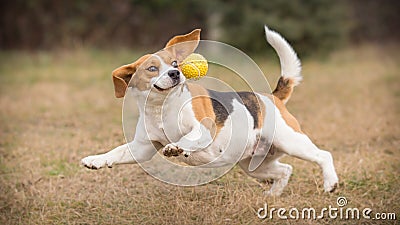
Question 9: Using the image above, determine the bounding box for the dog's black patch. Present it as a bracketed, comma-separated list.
[237, 92, 261, 129]
[207, 90, 261, 129]
[207, 90, 235, 128]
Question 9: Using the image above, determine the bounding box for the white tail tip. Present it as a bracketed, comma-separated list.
[265, 25, 302, 86]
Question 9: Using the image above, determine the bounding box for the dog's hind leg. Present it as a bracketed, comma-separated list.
[273, 121, 339, 192]
[239, 153, 292, 197]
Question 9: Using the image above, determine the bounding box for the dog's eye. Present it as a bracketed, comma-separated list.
[147, 66, 158, 72]
[171, 61, 178, 68]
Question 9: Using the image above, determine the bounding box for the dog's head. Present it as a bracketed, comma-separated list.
[112, 29, 201, 98]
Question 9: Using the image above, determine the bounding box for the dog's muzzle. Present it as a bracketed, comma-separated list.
[153, 70, 181, 91]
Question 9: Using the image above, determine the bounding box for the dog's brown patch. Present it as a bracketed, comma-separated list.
[272, 95, 303, 133]
[187, 83, 218, 138]
[260, 93, 303, 133]
[258, 94, 266, 129]
[272, 77, 294, 104]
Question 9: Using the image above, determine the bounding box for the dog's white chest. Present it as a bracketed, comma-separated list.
[144, 94, 194, 144]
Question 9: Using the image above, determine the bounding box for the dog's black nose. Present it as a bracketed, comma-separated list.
[168, 70, 180, 80]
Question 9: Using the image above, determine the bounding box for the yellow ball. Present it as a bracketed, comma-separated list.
[180, 53, 208, 80]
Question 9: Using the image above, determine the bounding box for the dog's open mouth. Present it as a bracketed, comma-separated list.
[153, 82, 179, 91]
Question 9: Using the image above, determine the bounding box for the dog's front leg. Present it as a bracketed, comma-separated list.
[163, 124, 213, 157]
[81, 139, 157, 170]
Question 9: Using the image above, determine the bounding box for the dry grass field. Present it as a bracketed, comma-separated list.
[0, 45, 399, 224]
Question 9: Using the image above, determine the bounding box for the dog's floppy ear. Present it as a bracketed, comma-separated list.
[165, 29, 201, 62]
[112, 54, 150, 98]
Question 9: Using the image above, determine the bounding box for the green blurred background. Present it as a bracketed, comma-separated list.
[1, 0, 399, 56]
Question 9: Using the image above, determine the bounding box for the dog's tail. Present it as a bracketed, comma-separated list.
[265, 26, 302, 104]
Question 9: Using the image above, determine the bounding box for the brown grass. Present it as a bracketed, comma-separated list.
[0, 45, 399, 224]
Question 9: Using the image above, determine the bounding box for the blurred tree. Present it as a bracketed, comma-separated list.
[0, 0, 398, 55]
[219, 0, 348, 56]
[0, 0, 209, 50]
[349, 0, 400, 43]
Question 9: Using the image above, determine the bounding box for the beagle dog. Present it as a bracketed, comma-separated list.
[81, 26, 338, 196]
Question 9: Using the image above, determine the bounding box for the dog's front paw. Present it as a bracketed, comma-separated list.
[81, 154, 112, 170]
[264, 190, 281, 197]
[324, 174, 339, 193]
[162, 144, 183, 157]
